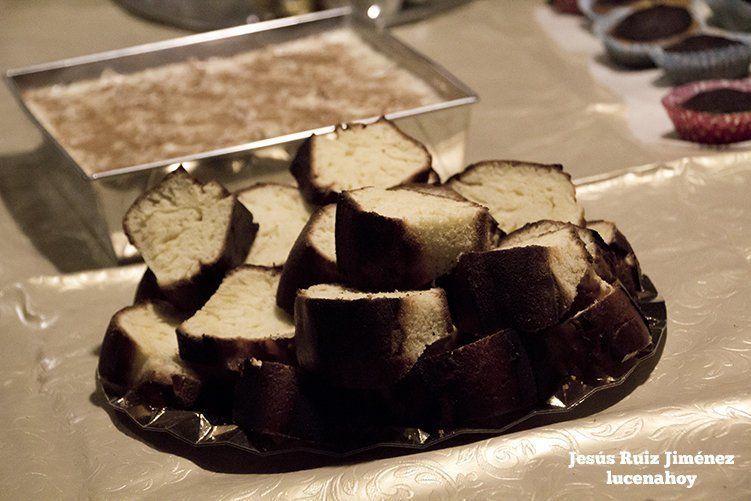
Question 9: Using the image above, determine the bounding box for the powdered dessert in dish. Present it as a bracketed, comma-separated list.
[23, 30, 440, 175]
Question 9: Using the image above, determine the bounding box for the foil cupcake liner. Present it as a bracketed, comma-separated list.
[650, 35, 751, 84]
[578, 0, 635, 21]
[706, 0, 751, 32]
[662, 78, 751, 144]
[595, 2, 702, 68]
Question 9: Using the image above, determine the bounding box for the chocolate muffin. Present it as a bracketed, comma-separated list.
[681, 88, 751, 113]
[598, 3, 698, 68]
[663, 80, 751, 144]
[665, 34, 744, 52]
[609, 5, 694, 42]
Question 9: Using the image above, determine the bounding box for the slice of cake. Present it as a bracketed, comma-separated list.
[237, 183, 313, 268]
[98, 301, 201, 407]
[232, 359, 325, 443]
[501, 220, 617, 283]
[294, 284, 455, 389]
[276, 204, 340, 315]
[540, 280, 652, 382]
[177, 266, 295, 374]
[446, 160, 585, 233]
[587, 220, 643, 295]
[232, 359, 400, 446]
[336, 187, 499, 291]
[123, 167, 257, 310]
[290, 120, 433, 204]
[395, 329, 537, 428]
[443, 227, 595, 334]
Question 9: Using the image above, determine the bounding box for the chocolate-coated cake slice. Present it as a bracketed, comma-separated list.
[587, 220, 643, 296]
[539, 280, 652, 382]
[394, 329, 538, 429]
[443, 227, 595, 334]
[295, 284, 455, 389]
[123, 167, 257, 311]
[276, 204, 340, 315]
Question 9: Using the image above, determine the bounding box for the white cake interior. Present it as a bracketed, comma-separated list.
[499, 228, 591, 302]
[302, 283, 438, 300]
[308, 204, 337, 263]
[503, 220, 601, 266]
[587, 220, 616, 244]
[117, 302, 189, 381]
[313, 121, 430, 193]
[180, 267, 293, 341]
[347, 187, 488, 277]
[448, 161, 584, 233]
[238, 184, 312, 267]
[398, 290, 453, 361]
[126, 170, 235, 287]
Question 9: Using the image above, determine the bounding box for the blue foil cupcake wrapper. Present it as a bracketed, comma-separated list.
[595, 4, 702, 68]
[650, 39, 751, 83]
[706, 0, 751, 32]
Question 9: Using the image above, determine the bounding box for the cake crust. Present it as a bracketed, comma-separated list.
[541, 282, 652, 382]
[294, 286, 455, 389]
[336, 187, 498, 291]
[98, 302, 202, 407]
[276, 204, 341, 315]
[444, 228, 594, 334]
[395, 329, 538, 428]
[587, 219, 643, 296]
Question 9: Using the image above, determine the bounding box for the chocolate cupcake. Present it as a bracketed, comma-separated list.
[706, 0, 751, 32]
[650, 34, 751, 83]
[552, 0, 583, 15]
[596, 3, 700, 68]
[578, 0, 641, 20]
[663, 79, 751, 144]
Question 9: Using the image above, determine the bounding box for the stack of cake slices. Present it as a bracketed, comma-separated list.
[99, 119, 652, 444]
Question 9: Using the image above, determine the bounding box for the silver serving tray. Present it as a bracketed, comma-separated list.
[5, 8, 477, 262]
[99, 277, 666, 457]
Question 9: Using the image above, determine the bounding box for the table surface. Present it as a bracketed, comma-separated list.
[1, 1, 749, 499]
[0, 0, 730, 284]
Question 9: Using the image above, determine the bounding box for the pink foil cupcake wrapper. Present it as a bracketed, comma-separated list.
[662, 78, 751, 144]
